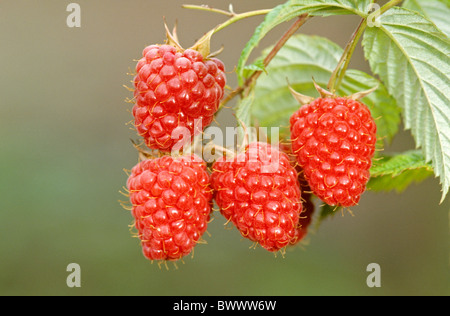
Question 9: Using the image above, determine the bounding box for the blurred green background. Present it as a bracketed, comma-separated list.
[0, 0, 448, 296]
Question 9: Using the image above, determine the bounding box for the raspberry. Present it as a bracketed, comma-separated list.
[126, 155, 212, 261]
[291, 181, 315, 245]
[290, 97, 377, 207]
[133, 44, 226, 152]
[279, 142, 315, 245]
[211, 142, 303, 252]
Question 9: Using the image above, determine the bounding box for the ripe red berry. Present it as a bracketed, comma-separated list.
[133, 44, 226, 152]
[279, 142, 315, 245]
[291, 184, 315, 245]
[290, 97, 377, 207]
[211, 142, 303, 252]
[126, 155, 212, 261]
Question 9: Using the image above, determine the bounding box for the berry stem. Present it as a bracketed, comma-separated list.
[213, 9, 272, 34]
[182, 4, 271, 34]
[182, 4, 236, 17]
[327, 17, 367, 93]
[186, 5, 272, 59]
[334, 19, 367, 92]
[328, 0, 403, 93]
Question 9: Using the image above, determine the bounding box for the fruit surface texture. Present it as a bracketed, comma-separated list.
[290, 97, 377, 207]
[211, 142, 303, 252]
[133, 44, 226, 152]
[127, 155, 212, 261]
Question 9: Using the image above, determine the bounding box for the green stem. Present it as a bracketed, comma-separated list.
[328, 18, 367, 93]
[213, 9, 272, 34]
[379, 0, 403, 15]
[218, 14, 310, 109]
[329, 0, 403, 92]
[334, 19, 367, 91]
[246, 14, 310, 90]
[182, 4, 271, 34]
[182, 4, 234, 17]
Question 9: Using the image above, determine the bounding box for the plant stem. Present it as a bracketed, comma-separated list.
[219, 14, 310, 109]
[182, 4, 271, 34]
[248, 14, 310, 90]
[334, 19, 367, 91]
[379, 0, 403, 15]
[328, 0, 403, 93]
[213, 9, 272, 34]
[182, 4, 235, 17]
[327, 18, 367, 93]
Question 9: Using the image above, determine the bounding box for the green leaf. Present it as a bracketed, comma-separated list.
[242, 59, 266, 80]
[368, 150, 434, 192]
[236, 0, 371, 85]
[403, 0, 450, 37]
[362, 7, 450, 203]
[369, 168, 434, 193]
[370, 150, 433, 177]
[249, 34, 401, 148]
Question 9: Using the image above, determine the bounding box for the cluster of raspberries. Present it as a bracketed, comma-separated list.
[127, 143, 315, 261]
[125, 44, 377, 263]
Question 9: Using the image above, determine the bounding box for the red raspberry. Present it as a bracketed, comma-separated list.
[279, 142, 315, 245]
[290, 97, 377, 207]
[211, 142, 303, 252]
[291, 184, 315, 245]
[133, 44, 226, 152]
[126, 155, 212, 261]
